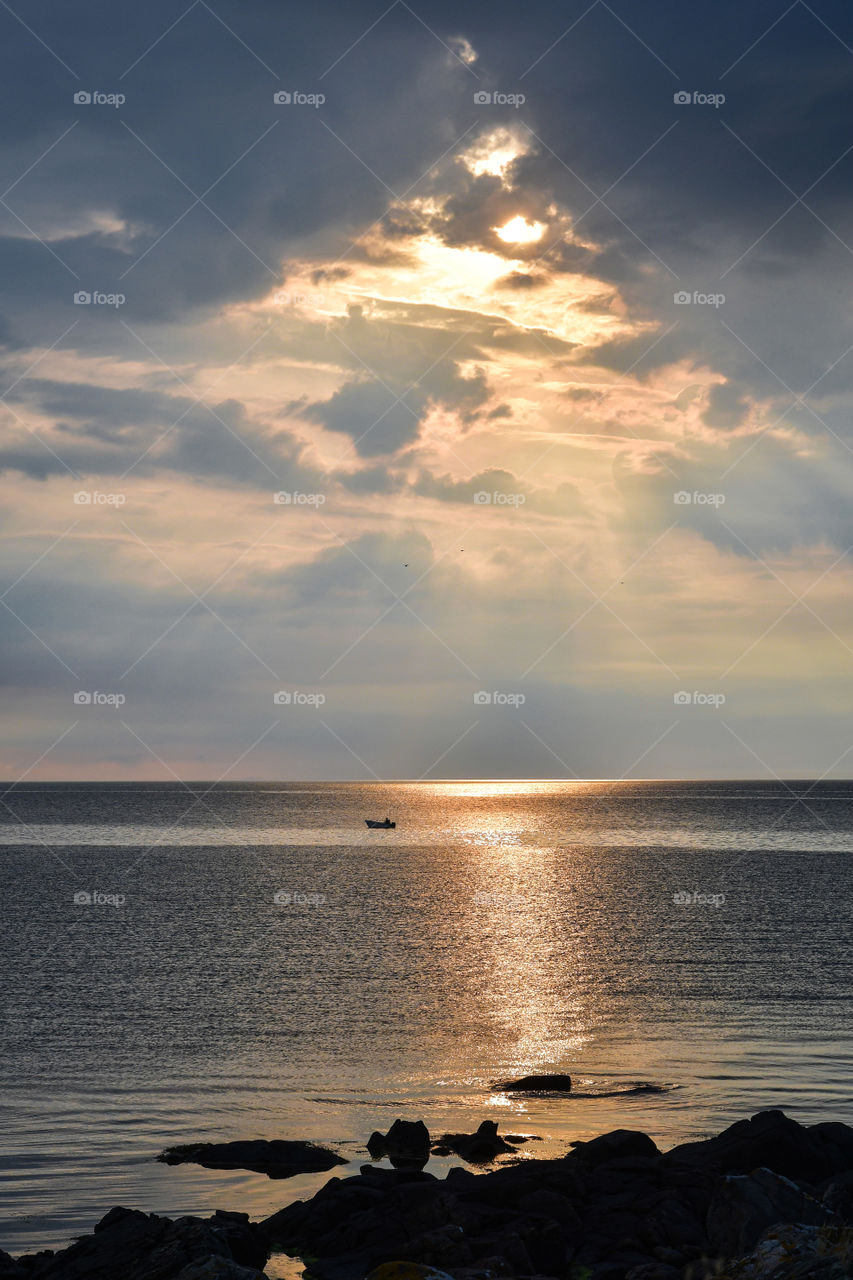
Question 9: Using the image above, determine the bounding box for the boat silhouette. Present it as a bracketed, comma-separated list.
[365, 818, 395, 829]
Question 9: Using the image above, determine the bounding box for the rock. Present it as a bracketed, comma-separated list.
[665, 1109, 853, 1184]
[721, 1222, 853, 1279]
[706, 1166, 839, 1258]
[174, 1260, 266, 1279]
[569, 1128, 661, 1167]
[499, 1074, 573, 1093]
[367, 1120, 432, 1167]
[16, 1205, 269, 1279]
[0, 1250, 28, 1278]
[365, 1265, 455, 1280]
[431, 1122, 517, 1163]
[625, 1266, 681, 1280]
[822, 1171, 853, 1222]
[516, 1188, 582, 1232]
[204, 1213, 269, 1271]
[158, 1138, 346, 1178]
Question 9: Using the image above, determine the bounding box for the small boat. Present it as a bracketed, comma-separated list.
[365, 818, 395, 829]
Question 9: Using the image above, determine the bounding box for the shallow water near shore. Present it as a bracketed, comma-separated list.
[1, 779, 851, 1257]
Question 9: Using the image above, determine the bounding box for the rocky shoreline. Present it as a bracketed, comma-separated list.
[2, 1110, 853, 1280]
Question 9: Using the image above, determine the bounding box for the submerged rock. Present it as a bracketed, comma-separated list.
[158, 1138, 347, 1178]
[367, 1119, 432, 1167]
[498, 1073, 573, 1093]
[431, 1121, 517, 1163]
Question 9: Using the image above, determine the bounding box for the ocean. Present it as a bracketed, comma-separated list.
[1, 780, 851, 1266]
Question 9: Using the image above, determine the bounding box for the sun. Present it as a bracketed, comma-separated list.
[495, 215, 545, 244]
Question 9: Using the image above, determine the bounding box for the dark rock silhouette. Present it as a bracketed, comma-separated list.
[663, 1107, 853, 1183]
[0, 1206, 268, 1278]
[5, 1111, 853, 1280]
[158, 1138, 347, 1179]
[568, 1127, 660, 1167]
[262, 1110, 853, 1280]
[705, 1166, 839, 1257]
[367, 1119, 432, 1167]
[499, 1073, 573, 1092]
[431, 1120, 518, 1163]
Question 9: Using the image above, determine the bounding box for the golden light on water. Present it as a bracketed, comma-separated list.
[495, 215, 545, 244]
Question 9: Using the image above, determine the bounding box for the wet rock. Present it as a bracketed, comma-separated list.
[498, 1074, 573, 1093]
[431, 1122, 517, 1163]
[158, 1138, 346, 1178]
[706, 1166, 839, 1258]
[367, 1120, 432, 1168]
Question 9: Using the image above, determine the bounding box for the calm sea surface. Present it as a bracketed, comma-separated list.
[1, 780, 851, 1264]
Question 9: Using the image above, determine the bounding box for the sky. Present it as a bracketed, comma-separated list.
[1, 0, 852, 781]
